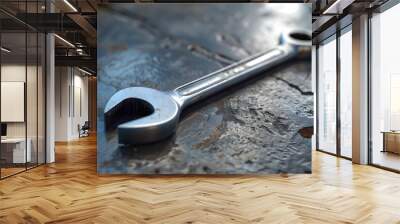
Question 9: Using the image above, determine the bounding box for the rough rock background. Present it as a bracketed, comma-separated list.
[97, 3, 313, 174]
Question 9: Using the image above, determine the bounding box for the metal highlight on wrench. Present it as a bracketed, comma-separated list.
[104, 30, 311, 145]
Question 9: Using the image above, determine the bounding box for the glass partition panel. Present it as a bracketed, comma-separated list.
[1, 30, 27, 177]
[317, 36, 337, 154]
[26, 0, 42, 169]
[0, 1, 46, 179]
[339, 28, 352, 158]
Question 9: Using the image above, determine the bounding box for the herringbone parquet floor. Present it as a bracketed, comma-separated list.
[1, 135, 400, 224]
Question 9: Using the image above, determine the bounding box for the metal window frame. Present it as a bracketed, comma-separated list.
[315, 21, 353, 161]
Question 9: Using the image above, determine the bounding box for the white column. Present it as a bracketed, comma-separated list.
[46, 33, 55, 163]
[352, 14, 369, 164]
[46, 1, 56, 163]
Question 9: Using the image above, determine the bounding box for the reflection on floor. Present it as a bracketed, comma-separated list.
[373, 150, 400, 171]
[0, 167, 25, 178]
[0, 135, 400, 223]
[0, 163, 43, 178]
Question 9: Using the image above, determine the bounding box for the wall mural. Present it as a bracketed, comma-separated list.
[97, 3, 313, 174]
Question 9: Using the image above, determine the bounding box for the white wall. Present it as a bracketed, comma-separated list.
[1, 65, 39, 138]
[71, 73, 89, 138]
[55, 67, 69, 141]
[55, 67, 89, 141]
[1, 65, 26, 136]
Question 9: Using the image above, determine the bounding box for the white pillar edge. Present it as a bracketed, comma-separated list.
[46, 32, 55, 164]
[352, 14, 369, 164]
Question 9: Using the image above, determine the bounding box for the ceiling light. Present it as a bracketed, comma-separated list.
[78, 67, 93, 76]
[1, 47, 11, 53]
[63, 0, 78, 12]
[54, 34, 75, 48]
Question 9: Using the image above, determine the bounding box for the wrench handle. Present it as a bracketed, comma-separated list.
[173, 45, 294, 108]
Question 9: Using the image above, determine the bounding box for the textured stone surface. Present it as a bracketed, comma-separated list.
[97, 3, 313, 174]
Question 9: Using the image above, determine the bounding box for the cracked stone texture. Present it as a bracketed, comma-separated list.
[97, 3, 313, 174]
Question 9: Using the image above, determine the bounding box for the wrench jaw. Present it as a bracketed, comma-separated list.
[104, 87, 180, 145]
[117, 110, 180, 145]
[104, 97, 154, 131]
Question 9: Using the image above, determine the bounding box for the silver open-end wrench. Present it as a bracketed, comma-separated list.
[104, 30, 311, 145]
